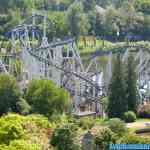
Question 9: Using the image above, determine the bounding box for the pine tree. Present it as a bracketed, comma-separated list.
[108, 54, 128, 118]
[125, 53, 138, 112]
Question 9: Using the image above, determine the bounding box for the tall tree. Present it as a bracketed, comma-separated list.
[108, 54, 128, 118]
[125, 53, 138, 112]
[66, 1, 90, 40]
[82, 0, 96, 12]
[0, 74, 21, 115]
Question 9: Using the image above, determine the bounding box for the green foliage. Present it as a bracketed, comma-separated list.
[107, 118, 127, 136]
[135, 0, 150, 14]
[0, 140, 41, 150]
[0, 114, 26, 145]
[94, 127, 116, 150]
[78, 117, 95, 130]
[0, 74, 21, 115]
[125, 54, 138, 112]
[0, 0, 150, 41]
[24, 114, 52, 129]
[25, 79, 70, 118]
[47, 12, 68, 39]
[138, 103, 150, 118]
[101, 97, 109, 112]
[123, 111, 136, 123]
[0, 113, 53, 149]
[51, 125, 80, 150]
[66, 1, 90, 39]
[119, 133, 150, 144]
[108, 54, 128, 118]
[16, 98, 31, 115]
[82, 0, 96, 12]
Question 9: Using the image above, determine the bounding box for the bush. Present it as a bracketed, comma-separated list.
[123, 111, 136, 123]
[78, 117, 95, 129]
[107, 118, 127, 136]
[94, 127, 116, 150]
[16, 98, 31, 115]
[119, 133, 150, 144]
[0, 114, 26, 145]
[0, 140, 41, 150]
[0, 114, 53, 149]
[138, 103, 150, 118]
[51, 124, 80, 150]
[9, 140, 41, 150]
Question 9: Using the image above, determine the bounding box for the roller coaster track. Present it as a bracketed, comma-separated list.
[27, 46, 102, 91]
[91, 44, 150, 59]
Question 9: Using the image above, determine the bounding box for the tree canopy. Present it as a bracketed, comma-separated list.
[0, 74, 21, 115]
[25, 79, 70, 117]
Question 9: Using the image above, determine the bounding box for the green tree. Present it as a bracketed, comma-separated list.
[82, 0, 96, 12]
[135, 0, 150, 14]
[108, 54, 127, 118]
[47, 12, 68, 39]
[25, 79, 70, 117]
[125, 53, 138, 112]
[0, 74, 20, 115]
[66, 1, 90, 40]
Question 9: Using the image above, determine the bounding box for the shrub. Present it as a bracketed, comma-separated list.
[0, 140, 41, 150]
[25, 114, 52, 129]
[94, 127, 116, 150]
[0, 114, 53, 149]
[0, 114, 26, 145]
[107, 118, 127, 136]
[119, 133, 150, 144]
[78, 117, 95, 129]
[51, 124, 80, 150]
[123, 111, 136, 123]
[9, 140, 41, 150]
[16, 98, 31, 115]
[138, 103, 150, 118]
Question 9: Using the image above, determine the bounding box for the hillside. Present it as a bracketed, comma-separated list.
[0, 0, 150, 42]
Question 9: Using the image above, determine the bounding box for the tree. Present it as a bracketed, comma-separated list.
[82, 0, 96, 12]
[108, 54, 128, 118]
[135, 0, 150, 14]
[125, 53, 138, 112]
[0, 74, 20, 115]
[47, 12, 68, 39]
[25, 79, 70, 117]
[66, 1, 90, 40]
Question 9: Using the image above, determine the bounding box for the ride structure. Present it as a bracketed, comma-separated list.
[1, 11, 150, 115]
[5, 11, 104, 115]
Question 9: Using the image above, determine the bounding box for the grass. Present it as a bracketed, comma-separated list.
[136, 118, 150, 122]
[77, 37, 150, 56]
[77, 37, 114, 54]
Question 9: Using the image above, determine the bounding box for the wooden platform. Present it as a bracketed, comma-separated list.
[73, 111, 96, 117]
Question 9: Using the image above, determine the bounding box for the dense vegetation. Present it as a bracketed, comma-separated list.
[108, 53, 138, 118]
[0, 0, 150, 41]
